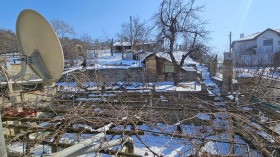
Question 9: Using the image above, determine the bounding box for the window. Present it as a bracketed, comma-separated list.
[263, 39, 273, 46]
[278, 40, 280, 45]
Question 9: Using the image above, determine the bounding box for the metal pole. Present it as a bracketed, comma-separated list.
[130, 16, 133, 50]
[0, 115, 8, 157]
[50, 132, 105, 157]
[68, 137, 126, 157]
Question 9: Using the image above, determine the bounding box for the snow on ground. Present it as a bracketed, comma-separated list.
[133, 133, 192, 156]
[196, 64, 221, 96]
[59, 50, 204, 93]
[51, 50, 270, 156]
[154, 81, 201, 92]
[57, 81, 202, 93]
[10, 84, 265, 157]
[234, 67, 280, 79]
[242, 107, 253, 111]
[250, 122, 275, 143]
[200, 141, 218, 154]
[7, 122, 260, 157]
[238, 73, 254, 78]
[86, 51, 142, 70]
[196, 113, 211, 120]
[84, 50, 198, 71]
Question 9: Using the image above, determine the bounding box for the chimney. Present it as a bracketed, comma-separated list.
[240, 33, 244, 39]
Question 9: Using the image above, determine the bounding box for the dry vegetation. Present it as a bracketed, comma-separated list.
[1, 75, 279, 156]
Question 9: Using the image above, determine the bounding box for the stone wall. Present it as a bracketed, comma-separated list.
[222, 53, 233, 94]
[208, 59, 218, 76]
[63, 66, 199, 84]
[183, 71, 198, 82]
[87, 67, 145, 83]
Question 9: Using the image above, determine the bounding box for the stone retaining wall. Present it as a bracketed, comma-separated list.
[87, 67, 145, 83]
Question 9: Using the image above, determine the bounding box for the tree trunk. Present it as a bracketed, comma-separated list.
[173, 65, 181, 86]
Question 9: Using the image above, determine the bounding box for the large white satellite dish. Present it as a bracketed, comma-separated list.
[15, 9, 64, 81]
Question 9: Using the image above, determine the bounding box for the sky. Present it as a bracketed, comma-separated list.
[1, 0, 280, 55]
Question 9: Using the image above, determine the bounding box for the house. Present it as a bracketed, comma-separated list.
[141, 52, 198, 82]
[136, 50, 147, 61]
[232, 28, 280, 66]
[113, 42, 132, 52]
[113, 40, 163, 54]
[86, 49, 96, 60]
[124, 50, 135, 60]
[125, 50, 147, 60]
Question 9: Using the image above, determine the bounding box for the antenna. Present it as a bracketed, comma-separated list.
[0, 9, 64, 81]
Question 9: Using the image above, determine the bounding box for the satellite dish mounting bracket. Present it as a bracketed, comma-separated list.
[0, 9, 64, 82]
[29, 49, 53, 80]
[0, 49, 53, 81]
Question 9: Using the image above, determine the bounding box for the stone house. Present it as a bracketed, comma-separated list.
[141, 53, 198, 82]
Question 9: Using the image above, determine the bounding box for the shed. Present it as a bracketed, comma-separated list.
[141, 53, 198, 82]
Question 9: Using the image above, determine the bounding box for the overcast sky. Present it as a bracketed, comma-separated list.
[1, 0, 280, 54]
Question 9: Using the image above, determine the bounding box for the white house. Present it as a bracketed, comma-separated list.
[86, 49, 96, 59]
[232, 28, 280, 66]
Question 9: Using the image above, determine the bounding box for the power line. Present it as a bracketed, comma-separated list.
[270, 18, 280, 28]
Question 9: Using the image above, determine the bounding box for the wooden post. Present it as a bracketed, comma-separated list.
[24, 133, 31, 155]
[52, 135, 60, 153]
[125, 137, 134, 154]
[228, 114, 234, 154]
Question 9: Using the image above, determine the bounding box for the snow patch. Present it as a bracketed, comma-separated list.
[238, 73, 254, 78]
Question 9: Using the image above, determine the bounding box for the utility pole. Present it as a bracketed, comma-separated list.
[111, 38, 113, 56]
[229, 31, 232, 53]
[130, 16, 133, 51]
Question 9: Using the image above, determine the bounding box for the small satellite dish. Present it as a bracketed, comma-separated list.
[16, 9, 64, 81]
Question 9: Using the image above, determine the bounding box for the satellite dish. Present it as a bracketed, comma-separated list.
[15, 9, 64, 81]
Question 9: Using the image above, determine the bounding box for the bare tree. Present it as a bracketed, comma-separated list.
[154, 0, 208, 85]
[272, 51, 280, 69]
[93, 39, 102, 50]
[103, 31, 114, 56]
[0, 29, 18, 53]
[118, 16, 149, 51]
[80, 33, 94, 52]
[60, 37, 82, 64]
[51, 19, 76, 38]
